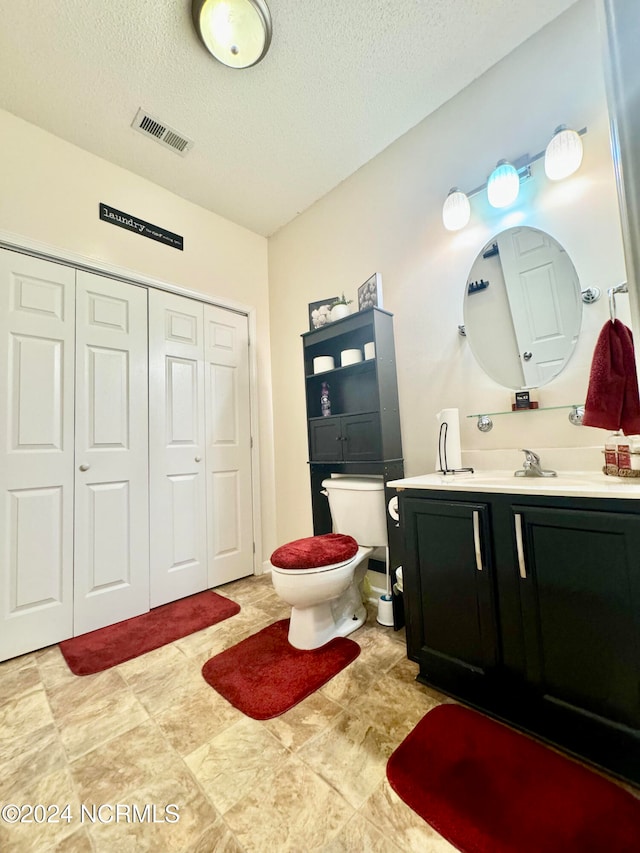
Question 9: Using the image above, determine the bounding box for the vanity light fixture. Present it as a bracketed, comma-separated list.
[544, 125, 584, 181]
[192, 0, 272, 69]
[487, 160, 520, 208]
[442, 126, 587, 229]
[442, 188, 471, 231]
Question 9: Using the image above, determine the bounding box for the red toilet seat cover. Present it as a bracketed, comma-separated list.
[271, 533, 358, 570]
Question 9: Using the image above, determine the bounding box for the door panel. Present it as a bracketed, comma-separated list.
[404, 498, 498, 679]
[74, 273, 149, 634]
[309, 418, 342, 461]
[342, 413, 381, 461]
[0, 250, 75, 660]
[516, 506, 640, 728]
[204, 306, 253, 586]
[149, 291, 207, 606]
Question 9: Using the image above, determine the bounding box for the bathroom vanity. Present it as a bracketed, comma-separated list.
[390, 471, 640, 785]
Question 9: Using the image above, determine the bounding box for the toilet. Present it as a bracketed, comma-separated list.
[270, 476, 388, 649]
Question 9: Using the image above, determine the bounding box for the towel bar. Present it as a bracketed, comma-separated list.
[608, 282, 628, 322]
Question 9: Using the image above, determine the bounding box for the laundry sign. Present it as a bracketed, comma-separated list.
[99, 203, 183, 250]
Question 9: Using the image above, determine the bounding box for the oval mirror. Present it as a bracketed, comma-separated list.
[463, 226, 582, 389]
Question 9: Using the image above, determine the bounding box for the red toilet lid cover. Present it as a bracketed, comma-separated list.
[271, 533, 358, 570]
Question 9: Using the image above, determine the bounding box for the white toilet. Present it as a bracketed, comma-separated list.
[270, 476, 388, 650]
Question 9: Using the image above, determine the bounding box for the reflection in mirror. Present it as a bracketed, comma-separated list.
[463, 226, 582, 389]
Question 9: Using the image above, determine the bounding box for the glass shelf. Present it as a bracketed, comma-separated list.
[468, 404, 585, 432]
[467, 404, 583, 418]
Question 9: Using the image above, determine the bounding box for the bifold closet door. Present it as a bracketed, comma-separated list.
[0, 251, 75, 661]
[204, 306, 253, 586]
[73, 272, 149, 635]
[149, 290, 207, 607]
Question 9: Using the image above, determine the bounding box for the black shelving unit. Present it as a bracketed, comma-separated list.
[301, 308, 404, 626]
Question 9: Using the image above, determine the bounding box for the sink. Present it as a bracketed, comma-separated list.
[388, 469, 640, 499]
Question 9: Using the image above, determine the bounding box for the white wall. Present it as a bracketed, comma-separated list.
[268, 0, 628, 545]
[0, 108, 277, 566]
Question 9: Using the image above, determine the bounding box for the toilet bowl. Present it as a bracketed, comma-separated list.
[270, 476, 388, 650]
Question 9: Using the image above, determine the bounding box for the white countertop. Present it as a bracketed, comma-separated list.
[387, 470, 640, 500]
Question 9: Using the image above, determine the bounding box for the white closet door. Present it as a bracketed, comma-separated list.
[0, 251, 75, 661]
[73, 272, 149, 635]
[204, 306, 253, 586]
[149, 290, 207, 607]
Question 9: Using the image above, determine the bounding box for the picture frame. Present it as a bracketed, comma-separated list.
[308, 297, 338, 331]
[357, 273, 383, 311]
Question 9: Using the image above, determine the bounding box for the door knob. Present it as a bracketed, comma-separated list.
[195, 456, 202, 462]
[523, 352, 533, 361]
[79, 464, 90, 472]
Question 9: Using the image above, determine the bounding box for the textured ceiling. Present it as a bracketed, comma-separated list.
[0, 0, 578, 236]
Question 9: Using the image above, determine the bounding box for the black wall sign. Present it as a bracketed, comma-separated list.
[99, 203, 184, 251]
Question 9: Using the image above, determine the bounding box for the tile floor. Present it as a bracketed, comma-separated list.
[0, 573, 458, 852]
[2, 573, 636, 852]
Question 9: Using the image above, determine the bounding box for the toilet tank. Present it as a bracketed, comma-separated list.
[321, 477, 387, 547]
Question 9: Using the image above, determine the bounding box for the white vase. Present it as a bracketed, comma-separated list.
[330, 303, 350, 322]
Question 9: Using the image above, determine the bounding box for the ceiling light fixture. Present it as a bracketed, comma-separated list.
[442, 126, 587, 229]
[192, 0, 272, 69]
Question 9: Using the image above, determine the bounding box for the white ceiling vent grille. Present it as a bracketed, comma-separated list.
[131, 109, 194, 156]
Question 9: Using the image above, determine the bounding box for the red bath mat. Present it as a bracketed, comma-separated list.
[60, 591, 240, 676]
[387, 703, 640, 853]
[201, 618, 360, 719]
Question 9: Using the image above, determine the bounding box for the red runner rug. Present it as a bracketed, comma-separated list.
[201, 618, 360, 719]
[60, 591, 240, 675]
[387, 704, 640, 853]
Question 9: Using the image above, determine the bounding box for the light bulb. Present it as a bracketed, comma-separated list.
[545, 125, 583, 181]
[442, 188, 471, 231]
[487, 160, 520, 208]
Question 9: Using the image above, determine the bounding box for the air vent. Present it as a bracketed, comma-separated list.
[131, 109, 194, 156]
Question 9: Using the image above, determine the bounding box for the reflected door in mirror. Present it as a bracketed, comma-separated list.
[463, 226, 582, 389]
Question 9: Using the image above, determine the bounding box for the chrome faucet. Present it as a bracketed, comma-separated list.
[514, 449, 557, 478]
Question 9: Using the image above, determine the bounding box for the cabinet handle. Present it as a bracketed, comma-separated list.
[514, 513, 527, 579]
[472, 510, 483, 572]
[79, 464, 90, 472]
[195, 456, 202, 462]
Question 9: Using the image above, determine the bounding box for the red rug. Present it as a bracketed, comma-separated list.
[387, 704, 640, 853]
[201, 618, 360, 719]
[60, 591, 240, 675]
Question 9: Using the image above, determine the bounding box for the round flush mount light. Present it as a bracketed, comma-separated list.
[487, 160, 520, 208]
[442, 188, 471, 231]
[544, 125, 584, 181]
[192, 0, 272, 69]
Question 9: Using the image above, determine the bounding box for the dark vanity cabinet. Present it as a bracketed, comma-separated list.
[400, 488, 640, 784]
[302, 308, 404, 605]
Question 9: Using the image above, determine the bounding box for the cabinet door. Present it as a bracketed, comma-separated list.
[309, 418, 343, 462]
[74, 273, 149, 635]
[149, 291, 207, 607]
[403, 498, 498, 684]
[0, 251, 75, 661]
[342, 413, 381, 461]
[514, 506, 640, 729]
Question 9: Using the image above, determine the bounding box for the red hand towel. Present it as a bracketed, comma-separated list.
[582, 319, 640, 433]
[617, 321, 640, 434]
